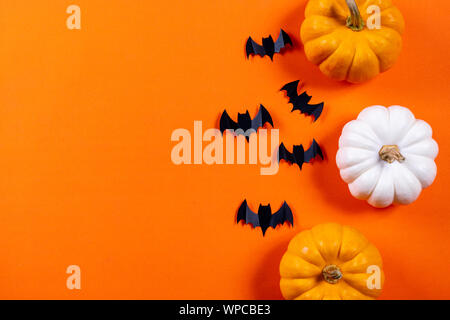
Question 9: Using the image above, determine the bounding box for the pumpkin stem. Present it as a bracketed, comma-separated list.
[345, 0, 365, 31]
[322, 265, 343, 284]
[379, 145, 406, 163]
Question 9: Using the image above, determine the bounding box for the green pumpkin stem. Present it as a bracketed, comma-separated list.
[345, 0, 365, 31]
[322, 265, 343, 284]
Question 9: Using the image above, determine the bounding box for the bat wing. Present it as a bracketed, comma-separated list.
[274, 29, 293, 53]
[220, 110, 239, 134]
[280, 80, 301, 103]
[278, 143, 294, 164]
[270, 201, 294, 227]
[251, 104, 274, 131]
[279, 143, 304, 170]
[304, 139, 324, 163]
[236, 200, 260, 227]
[246, 37, 266, 58]
[300, 101, 324, 121]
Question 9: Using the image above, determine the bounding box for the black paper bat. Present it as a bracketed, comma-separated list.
[219, 104, 273, 135]
[246, 29, 293, 60]
[237, 200, 293, 236]
[278, 139, 324, 170]
[280, 80, 324, 121]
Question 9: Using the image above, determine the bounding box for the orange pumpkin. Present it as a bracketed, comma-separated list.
[279, 223, 385, 299]
[300, 0, 405, 83]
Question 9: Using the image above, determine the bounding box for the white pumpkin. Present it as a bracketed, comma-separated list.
[336, 105, 438, 208]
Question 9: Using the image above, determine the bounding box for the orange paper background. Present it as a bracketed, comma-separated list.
[0, 0, 449, 299]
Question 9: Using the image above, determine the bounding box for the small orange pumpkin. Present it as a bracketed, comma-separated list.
[300, 0, 405, 83]
[279, 223, 385, 300]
